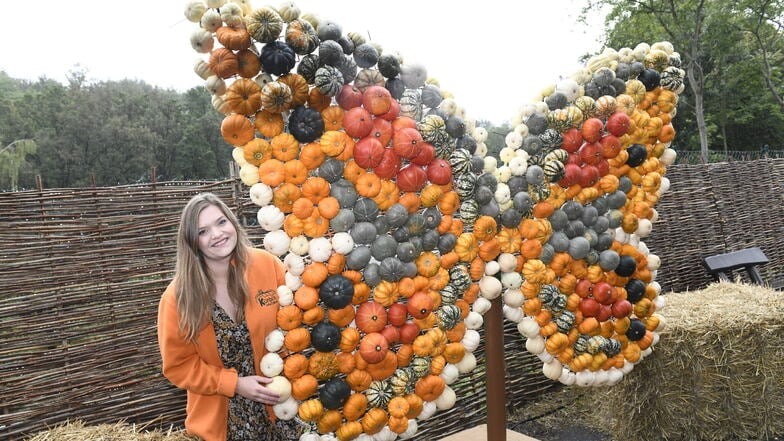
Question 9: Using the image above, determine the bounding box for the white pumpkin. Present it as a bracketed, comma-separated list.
[417, 401, 438, 420]
[510, 112, 524, 127]
[478, 276, 502, 300]
[300, 432, 321, 441]
[372, 426, 398, 441]
[255, 72, 274, 89]
[635, 218, 653, 237]
[435, 386, 456, 410]
[499, 200, 514, 212]
[461, 329, 480, 353]
[621, 360, 635, 374]
[455, 351, 477, 374]
[439, 363, 459, 385]
[483, 260, 500, 276]
[542, 359, 563, 380]
[508, 156, 528, 176]
[517, 317, 540, 339]
[575, 370, 596, 387]
[355, 435, 375, 441]
[200, 8, 223, 32]
[593, 370, 609, 387]
[513, 122, 529, 138]
[257, 205, 284, 231]
[472, 127, 488, 143]
[504, 131, 523, 149]
[637, 240, 650, 256]
[499, 147, 516, 164]
[659, 176, 671, 193]
[482, 156, 497, 174]
[652, 313, 666, 331]
[239, 163, 260, 186]
[320, 434, 339, 441]
[438, 98, 457, 116]
[556, 78, 580, 102]
[497, 253, 517, 273]
[190, 28, 214, 53]
[500, 271, 522, 290]
[206, 0, 226, 7]
[289, 235, 310, 256]
[641, 347, 653, 358]
[283, 253, 305, 276]
[205, 74, 226, 96]
[464, 311, 483, 330]
[660, 148, 677, 166]
[308, 237, 332, 262]
[272, 396, 298, 419]
[647, 253, 661, 270]
[474, 141, 488, 158]
[525, 335, 545, 354]
[397, 419, 419, 440]
[494, 183, 511, 204]
[265, 328, 285, 352]
[276, 285, 294, 306]
[471, 297, 492, 315]
[231, 147, 248, 167]
[219, 2, 243, 26]
[503, 288, 524, 308]
[264, 230, 290, 256]
[267, 376, 292, 403]
[184, 1, 207, 22]
[537, 351, 553, 363]
[193, 58, 214, 80]
[285, 272, 303, 291]
[260, 352, 284, 377]
[494, 165, 512, 183]
[502, 305, 523, 323]
[558, 369, 576, 385]
[330, 232, 354, 255]
[606, 367, 624, 386]
[652, 332, 661, 346]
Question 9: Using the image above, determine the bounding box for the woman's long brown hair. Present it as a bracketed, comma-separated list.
[174, 193, 252, 341]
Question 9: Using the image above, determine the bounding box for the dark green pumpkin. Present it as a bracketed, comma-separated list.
[386, 203, 409, 228]
[353, 197, 379, 223]
[330, 179, 358, 208]
[318, 40, 344, 66]
[319, 275, 355, 309]
[437, 233, 457, 254]
[350, 222, 378, 245]
[395, 241, 417, 262]
[377, 53, 401, 79]
[421, 229, 440, 251]
[363, 262, 381, 287]
[371, 234, 398, 261]
[296, 53, 320, 84]
[353, 43, 379, 68]
[379, 257, 406, 282]
[346, 245, 372, 270]
[405, 213, 426, 237]
[329, 209, 355, 233]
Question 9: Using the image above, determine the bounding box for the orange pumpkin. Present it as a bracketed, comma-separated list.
[216, 25, 251, 50]
[346, 369, 373, 392]
[221, 113, 254, 147]
[254, 109, 285, 138]
[242, 138, 272, 166]
[360, 407, 388, 435]
[277, 73, 309, 107]
[342, 393, 369, 421]
[208, 47, 239, 79]
[236, 48, 261, 78]
[291, 375, 319, 401]
[414, 374, 445, 401]
[257, 158, 286, 187]
[276, 304, 303, 330]
[283, 353, 309, 379]
[318, 410, 343, 434]
[308, 351, 339, 380]
[224, 78, 262, 116]
[321, 105, 345, 131]
[284, 326, 311, 352]
[272, 182, 301, 213]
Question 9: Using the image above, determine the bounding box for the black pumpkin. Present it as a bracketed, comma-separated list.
[615, 255, 637, 277]
[320, 377, 351, 410]
[525, 113, 548, 135]
[474, 186, 494, 206]
[625, 279, 647, 303]
[476, 173, 498, 193]
[377, 53, 401, 79]
[638, 68, 661, 91]
[500, 208, 523, 229]
[288, 105, 324, 143]
[626, 144, 647, 167]
[316, 20, 343, 41]
[319, 275, 354, 309]
[311, 321, 342, 352]
[260, 41, 296, 76]
[405, 213, 426, 237]
[625, 319, 647, 341]
[513, 190, 534, 215]
[422, 207, 442, 230]
[457, 136, 478, 157]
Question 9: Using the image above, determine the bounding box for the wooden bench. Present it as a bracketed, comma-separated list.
[702, 247, 770, 285]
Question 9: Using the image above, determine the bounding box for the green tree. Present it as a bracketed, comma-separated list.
[0, 139, 36, 190]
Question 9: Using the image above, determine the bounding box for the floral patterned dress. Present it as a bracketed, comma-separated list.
[213, 303, 309, 441]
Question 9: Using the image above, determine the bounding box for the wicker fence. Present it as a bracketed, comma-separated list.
[1, 159, 783, 440]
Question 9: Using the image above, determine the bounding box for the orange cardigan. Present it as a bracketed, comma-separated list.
[157, 248, 285, 441]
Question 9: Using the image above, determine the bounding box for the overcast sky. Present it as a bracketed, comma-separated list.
[0, 0, 607, 124]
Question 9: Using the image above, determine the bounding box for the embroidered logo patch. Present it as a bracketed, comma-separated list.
[256, 289, 277, 306]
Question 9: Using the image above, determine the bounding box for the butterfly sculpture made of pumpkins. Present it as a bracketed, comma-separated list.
[184, 1, 682, 439]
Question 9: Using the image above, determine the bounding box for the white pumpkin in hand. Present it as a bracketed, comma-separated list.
[267, 375, 292, 403]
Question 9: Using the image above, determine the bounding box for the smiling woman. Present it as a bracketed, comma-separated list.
[0, 0, 605, 125]
[157, 192, 309, 441]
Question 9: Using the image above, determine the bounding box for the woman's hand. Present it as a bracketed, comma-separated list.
[235, 375, 280, 405]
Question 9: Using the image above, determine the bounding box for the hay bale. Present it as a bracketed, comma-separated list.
[24, 420, 198, 441]
[584, 282, 784, 441]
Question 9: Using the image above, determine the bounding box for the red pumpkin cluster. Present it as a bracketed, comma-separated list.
[559, 112, 630, 188]
[339, 85, 452, 192]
